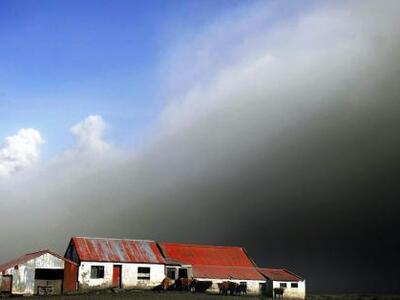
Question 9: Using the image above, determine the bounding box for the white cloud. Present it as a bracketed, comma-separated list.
[70, 115, 110, 154]
[0, 128, 44, 177]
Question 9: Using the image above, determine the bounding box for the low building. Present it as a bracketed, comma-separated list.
[64, 237, 166, 291]
[257, 268, 306, 299]
[158, 242, 266, 295]
[0, 250, 78, 296]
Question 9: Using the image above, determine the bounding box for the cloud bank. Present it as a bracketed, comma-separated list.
[1, 0, 400, 293]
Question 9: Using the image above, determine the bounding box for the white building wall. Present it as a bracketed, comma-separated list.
[34, 253, 65, 269]
[272, 280, 306, 299]
[2, 253, 65, 295]
[196, 278, 265, 295]
[78, 262, 165, 290]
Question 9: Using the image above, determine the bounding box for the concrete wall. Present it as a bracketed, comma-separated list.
[78, 262, 165, 290]
[195, 278, 265, 295]
[270, 280, 306, 299]
[2, 253, 65, 295]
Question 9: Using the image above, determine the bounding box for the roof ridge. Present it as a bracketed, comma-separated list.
[283, 268, 304, 280]
[194, 265, 258, 269]
[72, 236, 155, 242]
[24, 249, 50, 255]
[160, 242, 244, 249]
[257, 267, 304, 281]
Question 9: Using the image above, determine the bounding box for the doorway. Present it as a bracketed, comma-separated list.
[178, 268, 188, 279]
[34, 269, 64, 295]
[112, 265, 122, 288]
[0, 275, 12, 293]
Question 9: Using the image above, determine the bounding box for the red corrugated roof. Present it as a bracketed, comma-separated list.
[0, 250, 76, 273]
[193, 265, 265, 280]
[71, 237, 165, 264]
[257, 268, 303, 281]
[159, 242, 256, 267]
[159, 242, 262, 280]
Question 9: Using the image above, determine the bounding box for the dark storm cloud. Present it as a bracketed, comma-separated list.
[1, 0, 399, 293]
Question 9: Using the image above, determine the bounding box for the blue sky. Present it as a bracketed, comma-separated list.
[0, 0, 315, 160]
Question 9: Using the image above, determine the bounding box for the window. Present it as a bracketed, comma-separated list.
[137, 267, 151, 280]
[280, 283, 287, 288]
[178, 268, 188, 279]
[291, 283, 298, 288]
[90, 266, 104, 279]
[167, 268, 176, 279]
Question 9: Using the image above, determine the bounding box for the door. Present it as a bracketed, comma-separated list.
[112, 265, 122, 288]
[1, 275, 12, 293]
[178, 268, 188, 279]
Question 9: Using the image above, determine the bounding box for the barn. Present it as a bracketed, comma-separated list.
[158, 242, 266, 295]
[257, 268, 306, 299]
[64, 237, 166, 291]
[0, 249, 78, 296]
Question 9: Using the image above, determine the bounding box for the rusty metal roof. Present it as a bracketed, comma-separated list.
[159, 242, 257, 267]
[0, 250, 77, 273]
[257, 268, 303, 281]
[193, 265, 265, 280]
[70, 237, 165, 264]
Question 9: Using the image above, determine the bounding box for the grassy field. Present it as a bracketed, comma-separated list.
[2, 291, 399, 300]
[15, 290, 261, 300]
[307, 294, 400, 300]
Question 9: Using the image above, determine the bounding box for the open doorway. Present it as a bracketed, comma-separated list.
[34, 269, 64, 295]
[178, 268, 188, 279]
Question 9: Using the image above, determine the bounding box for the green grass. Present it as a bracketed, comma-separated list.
[2, 291, 399, 300]
[23, 290, 263, 300]
[307, 294, 400, 300]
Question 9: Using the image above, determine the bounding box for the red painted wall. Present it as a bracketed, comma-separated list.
[63, 261, 78, 293]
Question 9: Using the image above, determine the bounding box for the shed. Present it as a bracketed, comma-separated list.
[258, 268, 306, 299]
[64, 237, 166, 291]
[158, 242, 265, 295]
[0, 250, 78, 296]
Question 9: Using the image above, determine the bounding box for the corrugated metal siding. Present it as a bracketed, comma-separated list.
[159, 242, 256, 267]
[63, 261, 78, 293]
[0, 250, 77, 273]
[193, 265, 265, 280]
[257, 268, 302, 281]
[71, 237, 165, 264]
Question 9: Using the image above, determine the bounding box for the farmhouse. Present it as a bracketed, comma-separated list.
[158, 242, 266, 295]
[258, 268, 306, 299]
[64, 237, 166, 291]
[0, 249, 78, 296]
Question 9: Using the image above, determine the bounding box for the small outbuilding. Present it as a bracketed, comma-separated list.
[64, 237, 166, 291]
[0, 249, 78, 296]
[257, 268, 306, 299]
[159, 242, 266, 295]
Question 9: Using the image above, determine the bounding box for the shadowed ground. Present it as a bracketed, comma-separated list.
[2, 290, 399, 300]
